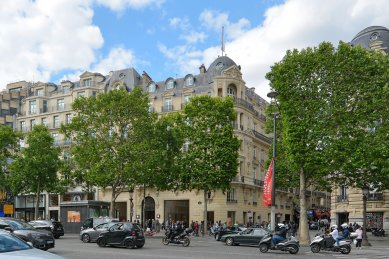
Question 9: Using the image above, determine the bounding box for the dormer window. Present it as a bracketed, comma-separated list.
[185, 76, 194, 87]
[83, 79, 92, 87]
[148, 82, 156, 93]
[166, 79, 174, 90]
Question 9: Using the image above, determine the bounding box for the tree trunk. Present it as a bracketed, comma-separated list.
[203, 189, 208, 237]
[110, 190, 116, 218]
[299, 168, 310, 246]
[35, 183, 40, 220]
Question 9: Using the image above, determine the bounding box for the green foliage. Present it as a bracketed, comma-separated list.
[0, 125, 21, 192]
[60, 88, 160, 203]
[8, 124, 62, 195]
[178, 95, 240, 192]
[266, 41, 389, 190]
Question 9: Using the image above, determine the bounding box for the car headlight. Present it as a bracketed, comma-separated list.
[30, 233, 41, 239]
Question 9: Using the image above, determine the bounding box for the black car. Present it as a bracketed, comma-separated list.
[220, 227, 270, 246]
[0, 218, 55, 250]
[96, 222, 145, 249]
[215, 225, 246, 241]
[29, 220, 65, 239]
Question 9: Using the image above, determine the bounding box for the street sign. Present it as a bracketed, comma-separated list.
[4, 204, 13, 214]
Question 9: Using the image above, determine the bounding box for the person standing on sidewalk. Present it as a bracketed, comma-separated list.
[355, 226, 363, 249]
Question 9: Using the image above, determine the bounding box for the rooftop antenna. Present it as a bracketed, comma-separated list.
[221, 26, 225, 56]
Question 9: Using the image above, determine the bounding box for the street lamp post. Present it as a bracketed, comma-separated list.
[267, 90, 278, 232]
[128, 188, 134, 223]
[362, 187, 371, 246]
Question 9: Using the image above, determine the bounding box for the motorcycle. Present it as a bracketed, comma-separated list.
[310, 234, 353, 254]
[162, 228, 193, 247]
[372, 228, 385, 237]
[259, 234, 299, 254]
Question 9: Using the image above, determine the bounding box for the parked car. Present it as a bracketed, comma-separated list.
[81, 217, 119, 231]
[80, 222, 117, 243]
[0, 218, 55, 251]
[214, 225, 246, 241]
[220, 227, 270, 246]
[96, 222, 145, 249]
[29, 220, 65, 239]
[0, 230, 64, 258]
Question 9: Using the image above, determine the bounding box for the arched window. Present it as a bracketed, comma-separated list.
[227, 86, 236, 97]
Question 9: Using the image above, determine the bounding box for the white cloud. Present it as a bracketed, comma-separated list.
[95, 0, 164, 12]
[162, 0, 389, 101]
[169, 17, 191, 30]
[60, 47, 136, 82]
[92, 47, 136, 73]
[179, 31, 207, 44]
[199, 10, 251, 40]
[0, 0, 103, 89]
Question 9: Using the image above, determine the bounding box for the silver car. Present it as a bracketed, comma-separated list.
[0, 230, 64, 258]
[80, 222, 116, 243]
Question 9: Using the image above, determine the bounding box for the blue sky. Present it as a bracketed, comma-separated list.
[0, 0, 388, 100]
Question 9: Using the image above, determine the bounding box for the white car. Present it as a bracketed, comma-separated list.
[0, 230, 64, 259]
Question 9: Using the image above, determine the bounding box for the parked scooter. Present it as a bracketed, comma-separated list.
[310, 234, 353, 254]
[259, 234, 299, 254]
[372, 228, 385, 237]
[162, 228, 193, 247]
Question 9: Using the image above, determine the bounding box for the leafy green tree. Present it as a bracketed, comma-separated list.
[325, 44, 389, 191]
[8, 125, 62, 220]
[178, 95, 240, 234]
[0, 125, 21, 198]
[266, 42, 343, 245]
[61, 87, 159, 217]
[266, 41, 389, 245]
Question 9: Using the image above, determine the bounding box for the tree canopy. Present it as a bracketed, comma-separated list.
[177, 95, 240, 233]
[265, 41, 389, 244]
[0, 125, 20, 195]
[9, 124, 62, 219]
[61, 87, 160, 217]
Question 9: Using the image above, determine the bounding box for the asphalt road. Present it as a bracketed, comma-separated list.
[47, 233, 389, 259]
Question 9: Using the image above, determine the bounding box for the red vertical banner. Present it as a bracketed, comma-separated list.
[262, 158, 273, 206]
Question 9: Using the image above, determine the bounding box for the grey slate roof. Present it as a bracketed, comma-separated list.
[351, 26, 389, 54]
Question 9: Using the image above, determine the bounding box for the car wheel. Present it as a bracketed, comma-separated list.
[82, 234, 90, 243]
[259, 243, 269, 253]
[310, 243, 320, 253]
[225, 237, 234, 246]
[54, 235, 60, 239]
[97, 238, 107, 247]
[124, 239, 135, 249]
[137, 244, 144, 248]
[162, 237, 170, 245]
[182, 237, 190, 247]
[288, 244, 299, 254]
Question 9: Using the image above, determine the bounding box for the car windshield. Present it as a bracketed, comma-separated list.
[6, 220, 35, 230]
[0, 233, 31, 253]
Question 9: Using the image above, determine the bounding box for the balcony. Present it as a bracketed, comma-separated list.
[252, 129, 272, 143]
[253, 179, 264, 187]
[367, 193, 383, 201]
[336, 195, 348, 203]
[233, 97, 267, 122]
